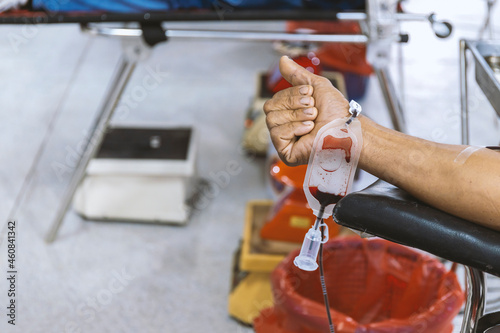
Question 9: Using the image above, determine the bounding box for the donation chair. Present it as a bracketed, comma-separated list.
[333, 177, 500, 333]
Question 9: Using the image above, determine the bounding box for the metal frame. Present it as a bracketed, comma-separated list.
[459, 38, 500, 333]
[460, 39, 500, 145]
[460, 39, 470, 145]
[81, 24, 370, 43]
[461, 267, 486, 333]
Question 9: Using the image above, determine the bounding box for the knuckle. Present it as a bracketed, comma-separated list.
[280, 86, 294, 96]
[263, 99, 273, 113]
[265, 113, 274, 128]
[287, 112, 296, 124]
[292, 108, 305, 121]
[318, 76, 331, 85]
[271, 89, 288, 102]
[285, 121, 297, 132]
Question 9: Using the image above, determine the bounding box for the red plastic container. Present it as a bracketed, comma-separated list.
[254, 237, 464, 333]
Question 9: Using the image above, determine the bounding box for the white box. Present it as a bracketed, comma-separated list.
[73, 124, 197, 224]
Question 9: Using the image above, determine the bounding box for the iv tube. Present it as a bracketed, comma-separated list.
[294, 100, 362, 333]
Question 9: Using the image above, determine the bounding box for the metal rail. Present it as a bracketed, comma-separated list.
[81, 24, 369, 43]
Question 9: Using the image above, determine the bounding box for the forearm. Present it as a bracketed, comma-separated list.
[265, 56, 500, 229]
[358, 116, 500, 230]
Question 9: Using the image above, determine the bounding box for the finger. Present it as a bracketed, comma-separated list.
[266, 107, 318, 129]
[263, 85, 313, 113]
[279, 56, 319, 86]
[264, 94, 314, 113]
[275, 84, 313, 97]
[269, 121, 314, 162]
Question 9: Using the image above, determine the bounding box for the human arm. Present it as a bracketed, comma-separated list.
[264, 56, 500, 230]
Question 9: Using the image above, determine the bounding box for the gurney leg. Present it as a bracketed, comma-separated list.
[45, 57, 137, 243]
[375, 67, 407, 133]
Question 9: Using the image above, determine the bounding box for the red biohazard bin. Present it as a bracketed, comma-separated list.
[254, 237, 464, 333]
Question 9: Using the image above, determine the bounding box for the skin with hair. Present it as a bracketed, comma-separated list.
[264, 56, 500, 231]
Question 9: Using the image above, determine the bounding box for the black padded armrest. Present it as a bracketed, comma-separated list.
[333, 180, 500, 277]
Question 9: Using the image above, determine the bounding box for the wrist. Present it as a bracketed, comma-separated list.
[357, 115, 375, 171]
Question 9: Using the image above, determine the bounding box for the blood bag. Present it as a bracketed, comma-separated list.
[303, 115, 363, 218]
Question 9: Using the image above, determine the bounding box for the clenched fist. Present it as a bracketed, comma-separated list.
[264, 56, 350, 166]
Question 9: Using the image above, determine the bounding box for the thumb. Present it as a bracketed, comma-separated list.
[279, 55, 315, 86]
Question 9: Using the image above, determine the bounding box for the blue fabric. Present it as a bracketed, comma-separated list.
[32, 0, 363, 12]
[224, 0, 301, 9]
[32, 0, 214, 12]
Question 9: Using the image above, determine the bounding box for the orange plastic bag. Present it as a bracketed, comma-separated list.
[254, 237, 464, 333]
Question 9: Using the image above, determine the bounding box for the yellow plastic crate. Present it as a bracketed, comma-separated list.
[240, 200, 300, 272]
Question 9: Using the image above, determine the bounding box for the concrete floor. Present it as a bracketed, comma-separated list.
[0, 0, 499, 332]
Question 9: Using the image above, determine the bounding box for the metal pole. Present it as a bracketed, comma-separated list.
[45, 58, 137, 243]
[374, 67, 407, 133]
[487, 0, 496, 39]
[460, 39, 470, 145]
[460, 267, 486, 333]
[81, 25, 369, 43]
[397, 28, 406, 112]
[165, 30, 369, 43]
